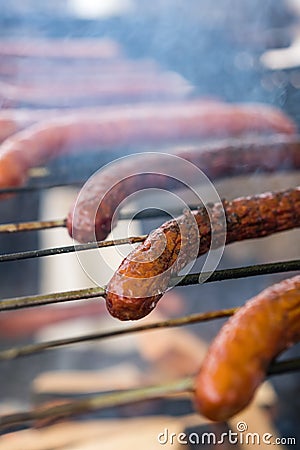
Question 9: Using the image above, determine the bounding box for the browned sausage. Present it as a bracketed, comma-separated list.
[105, 187, 300, 320]
[68, 134, 300, 243]
[0, 101, 295, 190]
[194, 275, 300, 421]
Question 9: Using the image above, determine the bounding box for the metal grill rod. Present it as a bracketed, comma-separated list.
[0, 180, 83, 195]
[0, 259, 299, 311]
[1, 358, 300, 430]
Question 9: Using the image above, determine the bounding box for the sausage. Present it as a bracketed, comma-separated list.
[68, 134, 300, 243]
[0, 37, 121, 59]
[194, 275, 300, 421]
[105, 187, 300, 320]
[0, 73, 192, 107]
[0, 301, 105, 338]
[0, 101, 295, 190]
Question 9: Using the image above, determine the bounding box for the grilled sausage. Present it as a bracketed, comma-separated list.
[0, 109, 60, 143]
[0, 301, 105, 338]
[0, 101, 296, 191]
[105, 187, 300, 320]
[68, 134, 300, 243]
[194, 275, 300, 421]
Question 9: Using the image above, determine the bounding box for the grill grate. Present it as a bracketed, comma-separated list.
[0, 212, 299, 430]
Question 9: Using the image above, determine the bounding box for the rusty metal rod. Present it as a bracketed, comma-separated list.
[0, 259, 299, 311]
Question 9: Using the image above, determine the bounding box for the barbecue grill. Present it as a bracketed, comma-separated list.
[0, 1, 300, 448]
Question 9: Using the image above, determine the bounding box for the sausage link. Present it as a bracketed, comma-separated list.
[0, 72, 192, 107]
[105, 187, 300, 320]
[0, 37, 121, 59]
[0, 102, 296, 190]
[68, 134, 300, 243]
[194, 275, 300, 421]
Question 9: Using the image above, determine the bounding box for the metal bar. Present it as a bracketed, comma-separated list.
[0, 235, 147, 262]
[267, 357, 300, 376]
[0, 377, 194, 430]
[0, 357, 300, 430]
[0, 208, 198, 234]
[0, 218, 66, 233]
[174, 259, 300, 284]
[0, 259, 299, 311]
[0, 308, 236, 360]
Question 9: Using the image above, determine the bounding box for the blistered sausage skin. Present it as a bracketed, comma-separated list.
[68, 134, 300, 243]
[105, 187, 300, 320]
[0, 102, 296, 190]
[194, 276, 300, 421]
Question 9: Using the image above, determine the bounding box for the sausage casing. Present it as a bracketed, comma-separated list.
[194, 275, 300, 421]
[68, 134, 300, 242]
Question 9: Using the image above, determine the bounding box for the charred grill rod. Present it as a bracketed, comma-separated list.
[1, 357, 300, 430]
[0, 259, 299, 312]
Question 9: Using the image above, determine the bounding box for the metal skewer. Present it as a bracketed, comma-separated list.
[0, 259, 299, 311]
[0, 235, 148, 262]
[0, 207, 197, 234]
[0, 218, 66, 233]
